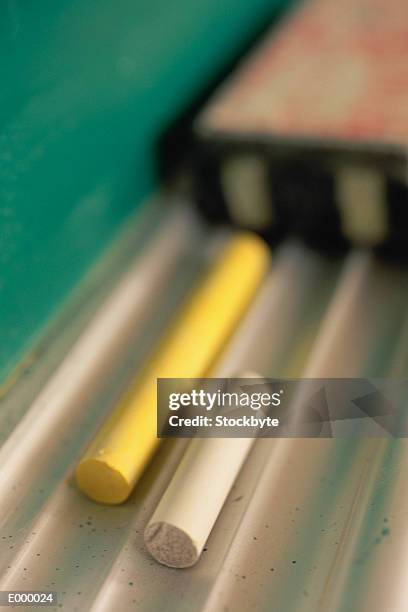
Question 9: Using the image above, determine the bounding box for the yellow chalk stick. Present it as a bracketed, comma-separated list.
[76, 232, 269, 504]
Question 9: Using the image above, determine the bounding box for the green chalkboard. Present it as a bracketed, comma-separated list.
[0, 0, 289, 383]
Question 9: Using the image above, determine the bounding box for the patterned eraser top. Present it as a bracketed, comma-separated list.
[199, 0, 408, 146]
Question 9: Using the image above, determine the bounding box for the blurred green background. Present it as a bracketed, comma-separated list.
[0, 0, 290, 384]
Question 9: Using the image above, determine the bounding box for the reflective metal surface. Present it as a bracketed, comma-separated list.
[1, 209, 408, 611]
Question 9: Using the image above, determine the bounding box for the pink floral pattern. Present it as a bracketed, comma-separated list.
[201, 0, 408, 145]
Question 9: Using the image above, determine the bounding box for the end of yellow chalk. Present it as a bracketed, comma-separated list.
[76, 458, 131, 505]
[233, 231, 269, 259]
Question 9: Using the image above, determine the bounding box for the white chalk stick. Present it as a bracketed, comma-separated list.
[144, 243, 330, 568]
[144, 433, 256, 568]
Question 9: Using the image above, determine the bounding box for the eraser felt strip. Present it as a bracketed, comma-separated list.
[220, 154, 273, 230]
[336, 164, 388, 245]
[76, 233, 269, 504]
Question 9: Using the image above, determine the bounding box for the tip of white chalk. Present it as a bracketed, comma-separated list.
[144, 522, 199, 568]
